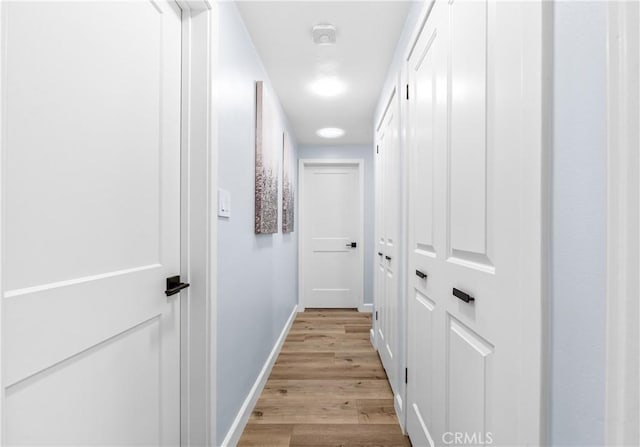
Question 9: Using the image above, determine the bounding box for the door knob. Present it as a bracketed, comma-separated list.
[165, 275, 190, 296]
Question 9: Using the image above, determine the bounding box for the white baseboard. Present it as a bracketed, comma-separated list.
[221, 304, 298, 446]
[358, 303, 373, 313]
[369, 328, 376, 349]
[297, 303, 305, 313]
[394, 392, 405, 432]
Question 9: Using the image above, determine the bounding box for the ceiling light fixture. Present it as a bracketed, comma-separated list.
[312, 24, 336, 45]
[316, 127, 345, 139]
[310, 77, 347, 97]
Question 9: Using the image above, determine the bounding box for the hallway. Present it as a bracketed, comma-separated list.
[1, 1, 637, 446]
[238, 309, 410, 446]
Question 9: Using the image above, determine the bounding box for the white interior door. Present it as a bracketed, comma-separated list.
[375, 93, 400, 393]
[405, 1, 543, 446]
[1, 1, 183, 445]
[301, 162, 363, 309]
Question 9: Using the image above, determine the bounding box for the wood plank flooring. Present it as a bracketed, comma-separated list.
[238, 309, 410, 447]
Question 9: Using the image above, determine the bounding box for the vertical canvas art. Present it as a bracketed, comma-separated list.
[282, 131, 295, 233]
[255, 81, 279, 234]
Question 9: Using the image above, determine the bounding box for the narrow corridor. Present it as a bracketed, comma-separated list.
[238, 309, 410, 446]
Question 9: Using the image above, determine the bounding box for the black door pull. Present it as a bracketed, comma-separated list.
[453, 288, 474, 303]
[416, 270, 427, 279]
[378, 252, 383, 256]
[345, 242, 357, 248]
[385, 256, 392, 261]
[165, 275, 190, 296]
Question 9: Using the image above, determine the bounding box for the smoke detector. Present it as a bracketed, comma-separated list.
[312, 24, 336, 45]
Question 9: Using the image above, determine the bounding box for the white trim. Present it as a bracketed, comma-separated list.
[403, 0, 436, 65]
[298, 159, 365, 310]
[398, 65, 410, 436]
[0, 0, 5, 441]
[606, 3, 640, 445]
[374, 72, 407, 432]
[394, 393, 404, 419]
[177, 0, 211, 11]
[358, 303, 373, 313]
[220, 305, 298, 447]
[400, 65, 410, 434]
[179, 1, 217, 445]
[376, 85, 398, 133]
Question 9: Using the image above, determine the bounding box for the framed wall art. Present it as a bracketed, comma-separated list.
[282, 131, 295, 233]
[255, 81, 279, 234]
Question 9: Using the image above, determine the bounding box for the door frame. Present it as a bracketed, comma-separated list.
[298, 159, 365, 311]
[605, 2, 639, 444]
[177, 1, 219, 446]
[0, 1, 219, 445]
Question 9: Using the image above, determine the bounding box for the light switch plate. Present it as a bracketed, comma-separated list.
[218, 188, 231, 218]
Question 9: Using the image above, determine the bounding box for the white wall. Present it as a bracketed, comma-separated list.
[551, 2, 607, 445]
[298, 145, 374, 305]
[215, 3, 298, 443]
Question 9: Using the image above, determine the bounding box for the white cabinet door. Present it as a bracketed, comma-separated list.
[375, 91, 401, 395]
[405, 1, 543, 446]
[2, 1, 182, 445]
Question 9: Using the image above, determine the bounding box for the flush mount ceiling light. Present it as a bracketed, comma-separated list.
[312, 24, 336, 45]
[310, 77, 347, 97]
[316, 127, 345, 139]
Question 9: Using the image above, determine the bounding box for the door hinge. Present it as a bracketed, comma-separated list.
[375, 311, 378, 321]
[405, 367, 408, 384]
[406, 84, 409, 100]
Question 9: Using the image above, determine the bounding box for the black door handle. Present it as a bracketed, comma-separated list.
[416, 270, 427, 279]
[166, 275, 190, 296]
[453, 288, 474, 303]
[378, 252, 383, 256]
[385, 256, 392, 261]
[345, 242, 357, 248]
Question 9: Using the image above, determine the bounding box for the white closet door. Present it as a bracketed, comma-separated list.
[405, 1, 543, 446]
[2, 1, 183, 445]
[375, 91, 401, 395]
[406, 4, 447, 445]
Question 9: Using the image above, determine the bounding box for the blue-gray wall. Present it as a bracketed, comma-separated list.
[216, 3, 298, 443]
[298, 145, 374, 305]
[551, 2, 607, 445]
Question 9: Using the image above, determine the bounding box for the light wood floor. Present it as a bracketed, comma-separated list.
[238, 309, 411, 447]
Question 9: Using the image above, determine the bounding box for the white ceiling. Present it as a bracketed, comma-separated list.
[236, 1, 413, 146]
